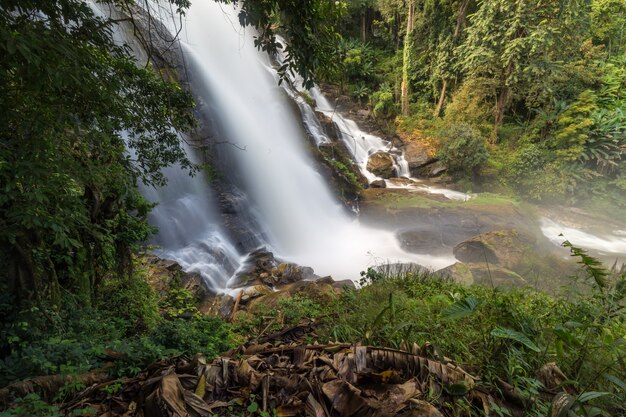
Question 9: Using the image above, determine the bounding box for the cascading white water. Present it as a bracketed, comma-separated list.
[178, 2, 455, 280]
[540, 218, 626, 255]
[311, 88, 409, 182]
[139, 139, 242, 290]
[90, 1, 243, 291]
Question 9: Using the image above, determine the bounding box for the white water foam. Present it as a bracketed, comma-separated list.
[540, 218, 626, 255]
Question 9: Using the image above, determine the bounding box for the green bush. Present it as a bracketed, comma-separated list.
[437, 122, 490, 179]
[0, 394, 62, 417]
[370, 84, 396, 118]
[96, 263, 160, 334]
[0, 269, 234, 386]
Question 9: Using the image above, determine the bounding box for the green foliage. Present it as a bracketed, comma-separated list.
[554, 91, 599, 161]
[370, 84, 396, 118]
[232, 294, 323, 340]
[0, 394, 62, 417]
[490, 326, 541, 353]
[562, 240, 609, 289]
[217, 0, 344, 88]
[441, 297, 483, 320]
[0, 268, 234, 387]
[327, 159, 363, 193]
[437, 122, 489, 179]
[591, 0, 626, 56]
[96, 262, 160, 334]
[349, 83, 371, 103]
[311, 247, 625, 415]
[159, 284, 201, 319]
[0, 0, 196, 306]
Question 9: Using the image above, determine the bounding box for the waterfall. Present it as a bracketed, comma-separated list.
[91, 0, 243, 291]
[175, 1, 456, 281]
[139, 138, 242, 290]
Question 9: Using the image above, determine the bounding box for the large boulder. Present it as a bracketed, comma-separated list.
[270, 262, 318, 286]
[404, 141, 437, 172]
[230, 248, 278, 288]
[370, 179, 387, 188]
[367, 151, 395, 178]
[437, 262, 526, 287]
[198, 293, 235, 318]
[239, 285, 273, 304]
[415, 161, 447, 177]
[373, 262, 430, 278]
[437, 262, 474, 286]
[142, 255, 212, 301]
[453, 229, 535, 270]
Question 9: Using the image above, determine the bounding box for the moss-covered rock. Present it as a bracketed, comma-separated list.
[453, 229, 535, 270]
[367, 151, 395, 178]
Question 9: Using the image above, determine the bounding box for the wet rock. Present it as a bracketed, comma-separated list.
[217, 192, 239, 214]
[373, 262, 430, 278]
[248, 280, 340, 312]
[179, 272, 211, 301]
[453, 229, 535, 270]
[397, 229, 453, 256]
[414, 161, 447, 177]
[198, 293, 235, 318]
[370, 179, 387, 188]
[270, 262, 318, 285]
[404, 141, 437, 172]
[438, 262, 526, 287]
[240, 285, 273, 304]
[437, 262, 474, 286]
[143, 255, 211, 300]
[367, 151, 395, 178]
[428, 161, 447, 177]
[230, 248, 278, 288]
[317, 276, 356, 292]
[453, 240, 499, 265]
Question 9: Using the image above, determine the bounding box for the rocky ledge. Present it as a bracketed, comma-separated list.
[142, 250, 355, 322]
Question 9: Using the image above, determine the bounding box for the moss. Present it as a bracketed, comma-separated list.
[299, 91, 315, 107]
[362, 189, 521, 210]
[327, 159, 363, 193]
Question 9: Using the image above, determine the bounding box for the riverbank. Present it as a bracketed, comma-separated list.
[2, 254, 624, 416]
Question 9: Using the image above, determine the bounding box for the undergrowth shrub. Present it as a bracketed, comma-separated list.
[0, 268, 234, 387]
[316, 251, 625, 415]
[437, 122, 489, 180]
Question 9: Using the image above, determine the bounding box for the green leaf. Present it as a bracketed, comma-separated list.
[247, 402, 259, 413]
[441, 297, 484, 320]
[446, 382, 470, 396]
[604, 373, 626, 392]
[490, 326, 541, 352]
[577, 391, 610, 404]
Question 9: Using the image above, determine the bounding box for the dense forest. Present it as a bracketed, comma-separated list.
[330, 0, 625, 205]
[1, 0, 625, 416]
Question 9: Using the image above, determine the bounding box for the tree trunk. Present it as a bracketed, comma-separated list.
[361, 11, 367, 42]
[400, 0, 415, 116]
[434, 79, 448, 117]
[493, 60, 514, 140]
[434, 0, 471, 117]
[493, 85, 509, 138]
